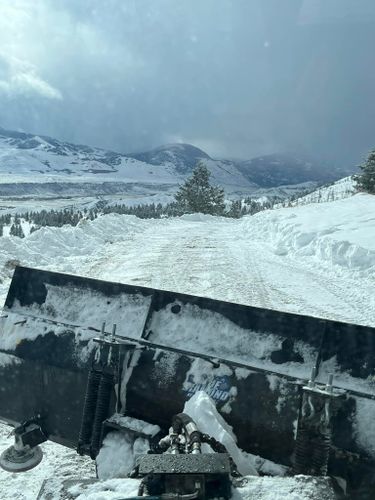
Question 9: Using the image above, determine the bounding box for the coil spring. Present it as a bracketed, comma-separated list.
[293, 424, 331, 476]
[311, 430, 331, 476]
[293, 425, 311, 475]
[90, 372, 114, 459]
[77, 368, 101, 454]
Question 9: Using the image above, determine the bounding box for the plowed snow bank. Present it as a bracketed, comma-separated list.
[244, 193, 375, 275]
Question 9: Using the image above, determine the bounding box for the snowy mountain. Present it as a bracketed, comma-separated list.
[128, 143, 211, 174]
[0, 127, 178, 184]
[236, 153, 355, 187]
[129, 144, 354, 187]
[0, 127, 353, 199]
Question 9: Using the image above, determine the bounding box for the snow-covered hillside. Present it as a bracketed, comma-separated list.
[0, 127, 353, 201]
[290, 176, 356, 206]
[236, 153, 354, 187]
[0, 127, 255, 194]
[0, 127, 180, 186]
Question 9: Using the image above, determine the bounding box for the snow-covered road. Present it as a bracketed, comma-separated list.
[83, 207, 374, 327]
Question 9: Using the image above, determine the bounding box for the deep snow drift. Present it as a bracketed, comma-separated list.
[0, 188, 374, 499]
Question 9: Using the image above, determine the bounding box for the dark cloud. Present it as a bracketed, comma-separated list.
[0, 0, 374, 164]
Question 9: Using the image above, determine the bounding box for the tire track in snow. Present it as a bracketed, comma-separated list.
[79, 216, 373, 326]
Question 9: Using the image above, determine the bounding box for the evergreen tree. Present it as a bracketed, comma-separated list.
[227, 200, 242, 218]
[355, 150, 375, 194]
[9, 223, 25, 238]
[174, 162, 225, 215]
[9, 224, 18, 237]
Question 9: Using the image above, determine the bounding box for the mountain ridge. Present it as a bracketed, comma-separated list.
[0, 126, 355, 194]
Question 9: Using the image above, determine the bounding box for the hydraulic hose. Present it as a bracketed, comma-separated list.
[172, 413, 201, 453]
[200, 433, 241, 478]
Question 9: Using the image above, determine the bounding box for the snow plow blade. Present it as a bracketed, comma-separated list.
[0, 266, 374, 494]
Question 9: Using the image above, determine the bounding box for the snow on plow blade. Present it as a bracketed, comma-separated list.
[0, 266, 375, 490]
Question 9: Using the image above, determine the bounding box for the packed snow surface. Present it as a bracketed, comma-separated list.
[0, 189, 374, 498]
[38, 475, 337, 500]
[0, 423, 96, 500]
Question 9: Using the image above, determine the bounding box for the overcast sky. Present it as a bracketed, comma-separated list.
[0, 0, 374, 164]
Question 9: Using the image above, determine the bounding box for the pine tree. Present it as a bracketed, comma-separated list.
[227, 200, 242, 218]
[174, 162, 225, 215]
[9, 223, 25, 238]
[355, 150, 375, 194]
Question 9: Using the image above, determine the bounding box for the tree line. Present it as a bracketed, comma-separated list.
[4, 151, 372, 239]
[0, 198, 275, 238]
